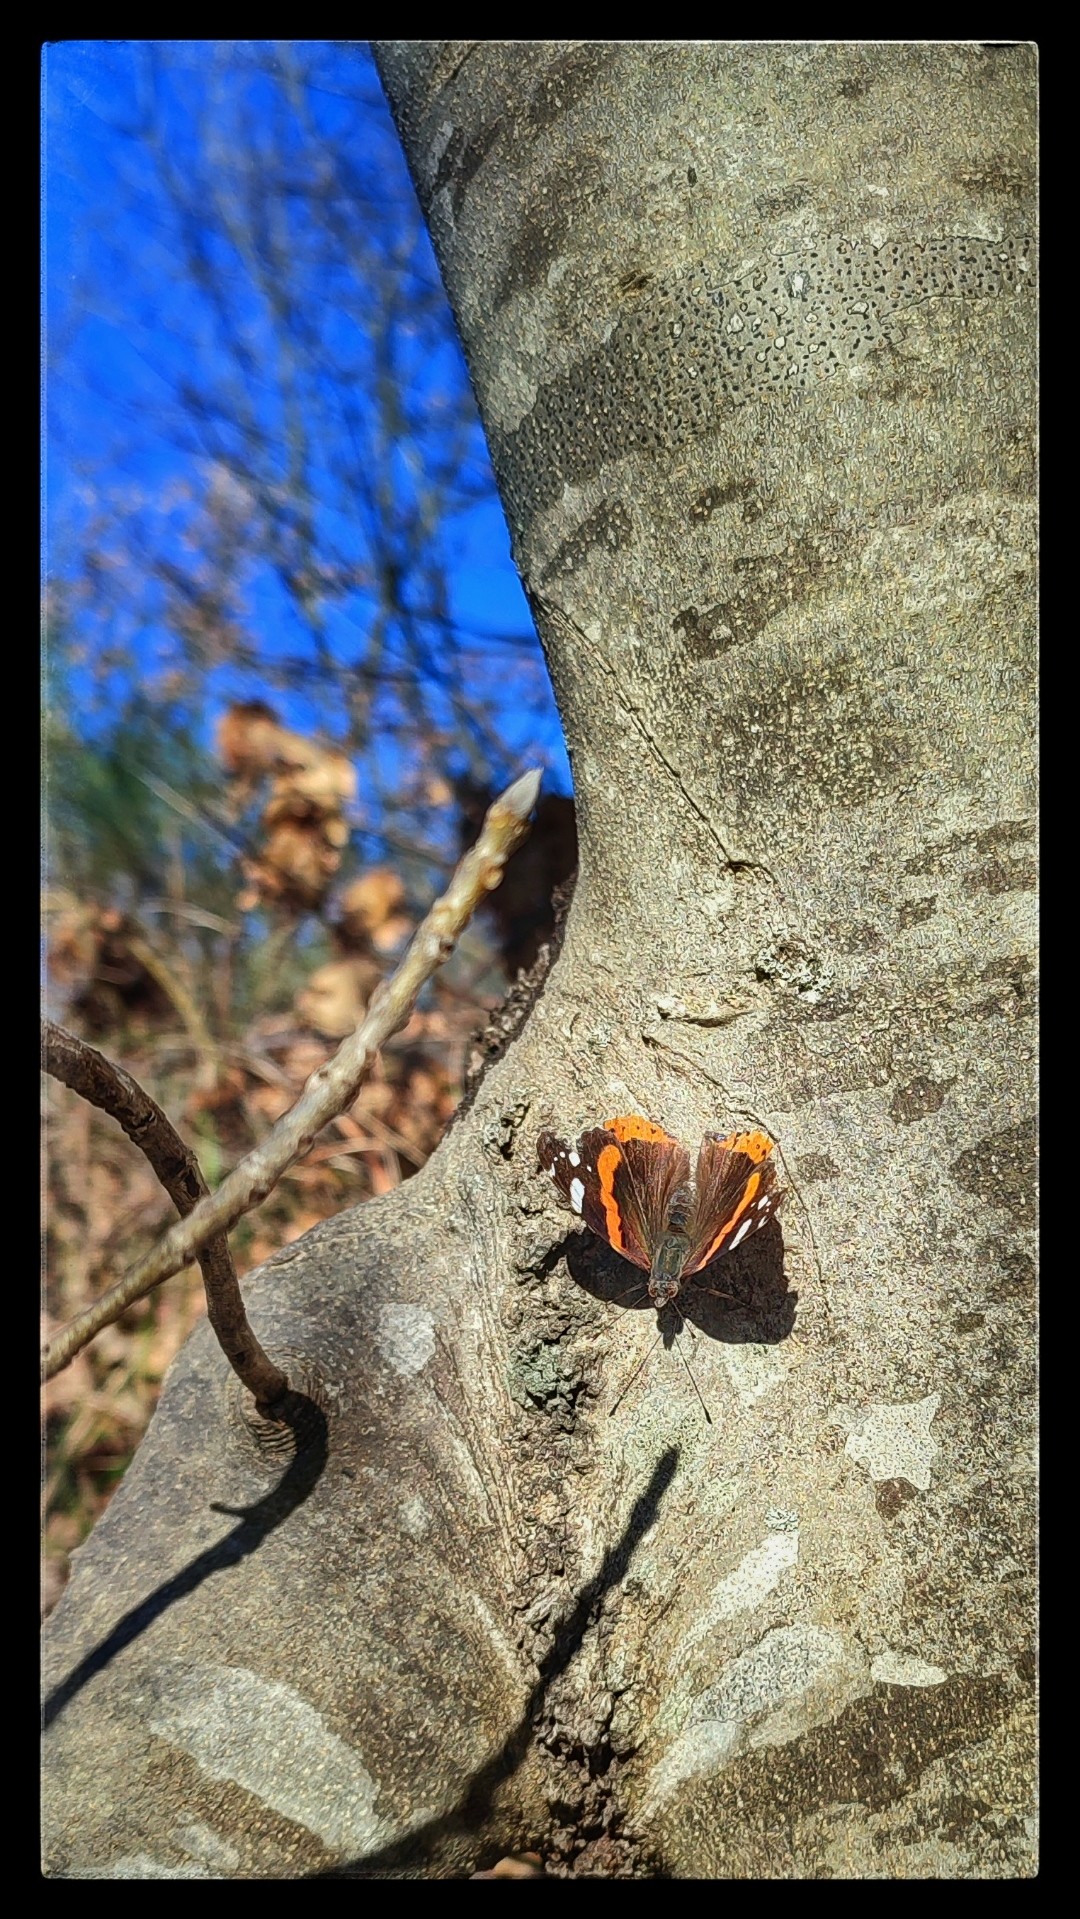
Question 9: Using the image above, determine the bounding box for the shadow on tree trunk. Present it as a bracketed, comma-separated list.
[307, 1446, 680, 1878]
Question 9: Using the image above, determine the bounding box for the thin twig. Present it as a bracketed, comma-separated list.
[308, 1108, 428, 1169]
[140, 898, 241, 937]
[133, 770, 248, 857]
[42, 769, 542, 1382]
[41, 1022, 291, 1412]
[123, 930, 220, 1087]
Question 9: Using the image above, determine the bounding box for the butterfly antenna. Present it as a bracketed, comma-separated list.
[669, 1301, 714, 1425]
[676, 1341, 714, 1425]
[609, 1329, 664, 1417]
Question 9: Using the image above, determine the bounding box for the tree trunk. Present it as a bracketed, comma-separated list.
[42, 42, 1036, 1879]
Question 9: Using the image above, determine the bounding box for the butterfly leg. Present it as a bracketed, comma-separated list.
[691, 1280, 740, 1305]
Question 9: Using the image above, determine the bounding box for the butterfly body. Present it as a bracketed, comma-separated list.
[644, 1229, 695, 1309]
[537, 1114, 783, 1308]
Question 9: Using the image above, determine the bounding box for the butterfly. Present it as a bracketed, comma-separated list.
[537, 1114, 784, 1309]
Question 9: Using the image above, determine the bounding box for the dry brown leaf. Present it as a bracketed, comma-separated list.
[220, 703, 356, 913]
[280, 1036, 331, 1083]
[353, 1079, 394, 1121]
[185, 1064, 249, 1118]
[216, 700, 282, 779]
[247, 1081, 294, 1124]
[276, 749, 356, 813]
[470, 1854, 547, 1879]
[296, 956, 381, 1039]
[338, 868, 411, 951]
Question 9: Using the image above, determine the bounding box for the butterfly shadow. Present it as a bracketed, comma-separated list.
[563, 1218, 797, 1347]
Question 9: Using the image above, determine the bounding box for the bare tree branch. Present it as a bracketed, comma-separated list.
[42, 769, 542, 1382]
[41, 1021, 291, 1412]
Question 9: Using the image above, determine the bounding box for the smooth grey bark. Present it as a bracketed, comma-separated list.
[42, 43, 1036, 1879]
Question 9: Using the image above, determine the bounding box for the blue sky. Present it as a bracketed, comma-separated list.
[43, 41, 571, 809]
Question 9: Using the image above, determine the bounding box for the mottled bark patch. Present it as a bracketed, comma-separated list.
[875, 1477, 918, 1520]
[688, 476, 763, 524]
[432, 117, 503, 220]
[499, 234, 1033, 521]
[540, 500, 634, 583]
[981, 1243, 1035, 1301]
[793, 1154, 840, 1185]
[950, 1123, 1036, 1227]
[890, 1076, 955, 1125]
[898, 895, 937, 929]
[902, 819, 1033, 878]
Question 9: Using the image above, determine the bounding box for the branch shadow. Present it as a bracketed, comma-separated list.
[42, 1394, 329, 1733]
[307, 1445, 680, 1878]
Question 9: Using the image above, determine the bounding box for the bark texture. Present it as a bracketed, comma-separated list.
[42, 43, 1036, 1878]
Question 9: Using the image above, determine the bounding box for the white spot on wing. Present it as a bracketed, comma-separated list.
[569, 1177, 585, 1214]
[568, 1149, 580, 1167]
[729, 1216, 755, 1250]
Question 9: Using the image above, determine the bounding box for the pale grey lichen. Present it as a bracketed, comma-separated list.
[870, 1650, 948, 1687]
[644, 1625, 871, 1811]
[683, 1528, 800, 1648]
[145, 1661, 397, 1858]
[842, 1394, 942, 1490]
[375, 1302, 437, 1377]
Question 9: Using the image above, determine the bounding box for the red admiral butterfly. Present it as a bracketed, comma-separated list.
[537, 1115, 783, 1309]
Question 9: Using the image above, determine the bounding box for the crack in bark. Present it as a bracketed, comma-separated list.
[531, 590, 778, 887]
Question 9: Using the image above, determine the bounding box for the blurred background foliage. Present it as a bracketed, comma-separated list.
[42, 41, 576, 1614]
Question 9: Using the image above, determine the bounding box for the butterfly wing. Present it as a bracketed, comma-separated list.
[597, 1116, 692, 1270]
[683, 1129, 783, 1274]
[538, 1116, 690, 1272]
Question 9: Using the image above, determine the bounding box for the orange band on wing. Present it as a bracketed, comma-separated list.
[605, 1115, 675, 1144]
[596, 1142, 627, 1252]
[698, 1169, 760, 1267]
[715, 1129, 774, 1163]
